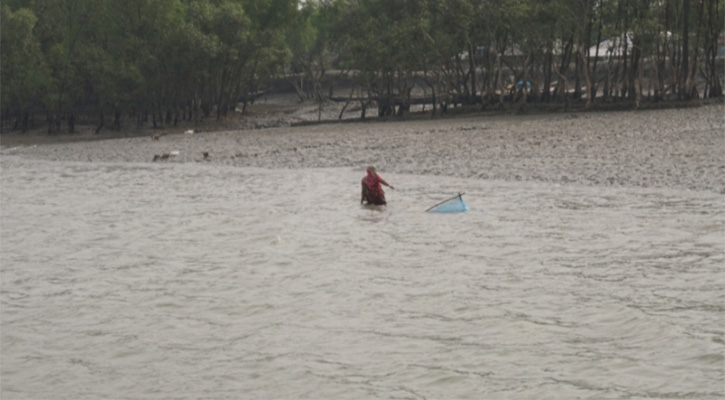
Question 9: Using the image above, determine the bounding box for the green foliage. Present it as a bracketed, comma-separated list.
[1, 6, 49, 112]
[1, 0, 720, 132]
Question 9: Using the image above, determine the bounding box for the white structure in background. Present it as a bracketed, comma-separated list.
[588, 35, 635, 59]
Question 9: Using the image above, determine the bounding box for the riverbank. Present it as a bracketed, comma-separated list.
[2, 101, 723, 194]
[2, 93, 721, 148]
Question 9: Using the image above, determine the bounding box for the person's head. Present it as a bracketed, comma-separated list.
[367, 165, 376, 175]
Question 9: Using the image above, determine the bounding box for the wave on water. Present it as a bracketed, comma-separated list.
[1, 156, 724, 399]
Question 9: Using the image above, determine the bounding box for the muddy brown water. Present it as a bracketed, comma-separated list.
[1, 153, 723, 398]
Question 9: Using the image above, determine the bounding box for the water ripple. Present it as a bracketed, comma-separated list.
[1, 156, 723, 399]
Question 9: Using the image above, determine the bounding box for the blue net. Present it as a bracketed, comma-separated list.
[427, 195, 469, 213]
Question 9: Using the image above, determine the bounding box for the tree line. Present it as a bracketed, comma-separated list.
[2, 0, 723, 134]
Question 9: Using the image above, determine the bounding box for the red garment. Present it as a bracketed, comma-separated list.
[361, 167, 386, 205]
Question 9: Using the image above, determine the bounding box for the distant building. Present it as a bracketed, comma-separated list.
[588, 35, 634, 59]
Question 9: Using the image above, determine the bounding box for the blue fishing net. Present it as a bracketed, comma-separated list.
[427, 195, 469, 213]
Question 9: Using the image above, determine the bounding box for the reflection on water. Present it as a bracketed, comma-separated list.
[1, 155, 724, 399]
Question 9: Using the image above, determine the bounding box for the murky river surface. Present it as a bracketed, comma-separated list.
[1, 155, 723, 399]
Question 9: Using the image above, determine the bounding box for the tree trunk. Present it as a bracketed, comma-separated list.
[620, 31, 629, 99]
[629, 43, 641, 101]
[519, 54, 529, 105]
[497, 54, 505, 107]
[681, 0, 690, 99]
[687, 0, 706, 99]
[580, 44, 592, 108]
[556, 35, 574, 102]
[114, 108, 122, 130]
[96, 110, 104, 134]
[591, 5, 603, 101]
[554, 68, 570, 110]
[542, 44, 553, 102]
[574, 49, 582, 101]
[468, 41, 477, 103]
[636, 55, 644, 109]
[706, 0, 723, 97]
[67, 112, 75, 133]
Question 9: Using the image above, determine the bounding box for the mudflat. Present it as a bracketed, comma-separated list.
[2, 102, 723, 194]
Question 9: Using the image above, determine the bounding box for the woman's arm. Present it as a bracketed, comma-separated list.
[380, 178, 394, 190]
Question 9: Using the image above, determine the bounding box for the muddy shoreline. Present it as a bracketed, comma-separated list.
[2, 102, 724, 194]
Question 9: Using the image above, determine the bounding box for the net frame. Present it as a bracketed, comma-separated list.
[426, 193, 469, 213]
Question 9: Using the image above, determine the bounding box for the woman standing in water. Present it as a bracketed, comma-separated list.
[361, 166, 394, 205]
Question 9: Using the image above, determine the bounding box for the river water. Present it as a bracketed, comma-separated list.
[1, 155, 723, 399]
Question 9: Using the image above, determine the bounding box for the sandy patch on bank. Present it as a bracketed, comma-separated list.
[2, 103, 724, 194]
